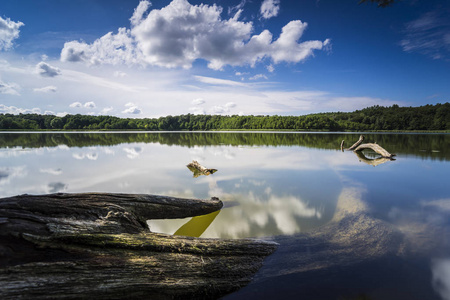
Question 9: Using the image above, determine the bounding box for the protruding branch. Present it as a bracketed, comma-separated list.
[347, 135, 365, 150]
[354, 143, 396, 158]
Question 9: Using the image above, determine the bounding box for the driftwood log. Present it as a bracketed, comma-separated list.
[187, 160, 218, 178]
[0, 193, 277, 299]
[353, 143, 396, 158]
[342, 135, 396, 159]
[346, 134, 365, 151]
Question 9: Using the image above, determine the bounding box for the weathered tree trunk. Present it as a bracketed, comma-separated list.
[187, 160, 217, 178]
[0, 193, 277, 299]
[353, 143, 396, 158]
[354, 150, 394, 166]
[346, 134, 365, 150]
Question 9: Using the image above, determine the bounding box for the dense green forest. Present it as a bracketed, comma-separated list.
[0, 103, 448, 131]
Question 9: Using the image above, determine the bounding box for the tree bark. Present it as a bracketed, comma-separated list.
[0, 193, 277, 299]
[346, 134, 365, 150]
[187, 160, 217, 178]
[353, 143, 396, 158]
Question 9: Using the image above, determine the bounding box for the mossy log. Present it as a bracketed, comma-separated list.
[0, 193, 277, 299]
[354, 143, 396, 158]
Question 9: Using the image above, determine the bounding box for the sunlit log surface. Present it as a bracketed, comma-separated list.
[354, 143, 396, 158]
[346, 134, 365, 150]
[187, 160, 218, 178]
[0, 193, 277, 299]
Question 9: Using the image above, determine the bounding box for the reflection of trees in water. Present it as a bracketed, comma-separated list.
[1, 132, 448, 160]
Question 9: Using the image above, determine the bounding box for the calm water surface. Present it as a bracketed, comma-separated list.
[0, 132, 449, 299]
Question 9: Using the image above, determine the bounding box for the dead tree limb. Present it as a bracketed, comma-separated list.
[0, 193, 277, 299]
[187, 160, 217, 178]
[347, 135, 365, 150]
[354, 143, 396, 158]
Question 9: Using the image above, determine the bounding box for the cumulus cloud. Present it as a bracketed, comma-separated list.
[0, 79, 20, 95]
[36, 62, 61, 77]
[122, 105, 142, 114]
[84, 101, 96, 108]
[0, 16, 24, 50]
[69, 101, 82, 108]
[60, 0, 329, 70]
[100, 107, 114, 115]
[400, 9, 450, 60]
[191, 98, 205, 105]
[209, 102, 236, 114]
[0, 104, 40, 114]
[34, 85, 57, 93]
[249, 74, 268, 80]
[260, 0, 280, 19]
[189, 107, 206, 115]
[60, 28, 142, 65]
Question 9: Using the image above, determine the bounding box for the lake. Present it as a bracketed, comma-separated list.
[1, 131, 449, 299]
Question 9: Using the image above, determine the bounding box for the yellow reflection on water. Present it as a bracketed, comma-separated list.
[174, 210, 221, 237]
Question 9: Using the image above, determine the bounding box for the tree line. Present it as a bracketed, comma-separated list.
[0, 103, 448, 131]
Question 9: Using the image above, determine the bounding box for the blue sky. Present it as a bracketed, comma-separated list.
[0, 0, 449, 117]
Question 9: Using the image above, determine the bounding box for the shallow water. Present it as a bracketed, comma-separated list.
[1, 131, 449, 299]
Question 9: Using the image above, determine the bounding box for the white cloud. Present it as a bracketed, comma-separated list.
[0, 16, 24, 51]
[100, 107, 114, 115]
[69, 101, 82, 108]
[249, 74, 268, 80]
[36, 62, 61, 77]
[113, 71, 128, 78]
[260, 0, 280, 19]
[195, 75, 247, 87]
[33, 85, 57, 93]
[267, 64, 275, 72]
[39, 168, 63, 175]
[60, 0, 329, 70]
[0, 104, 40, 114]
[209, 102, 236, 114]
[60, 28, 142, 65]
[0, 79, 20, 95]
[188, 107, 206, 115]
[191, 98, 205, 105]
[130, 0, 151, 26]
[84, 101, 96, 108]
[401, 9, 450, 60]
[122, 105, 142, 114]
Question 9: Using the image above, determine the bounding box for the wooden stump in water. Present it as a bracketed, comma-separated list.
[187, 160, 218, 178]
[0, 193, 277, 299]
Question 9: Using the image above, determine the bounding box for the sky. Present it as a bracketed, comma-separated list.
[0, 0, 449, 118]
